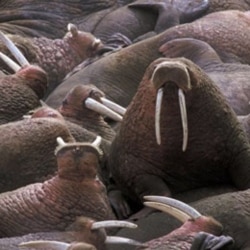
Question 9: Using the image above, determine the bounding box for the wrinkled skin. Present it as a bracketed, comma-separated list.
[107, 57, 250, 214]
[207, 0, 250, 13]
[46, 10, 250, 108]
[137, 216, 224, 250]
[0, 141, 115, 237]
[0, 117, 74, 193]
[111, 188, 248, 250]
[0, 0, 209, 42]
[160, 38, 250, 115]
[31, 106, 112, 186]
[87, 0, 209, 43]
[57, 84, 116, 142]
[0, 27, 103, 96]
[0, 217, 107, 250]
[0, 64, 47, 124]
[0, 0, 132, 39]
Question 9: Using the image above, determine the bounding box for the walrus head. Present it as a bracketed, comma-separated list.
[55, 136, 103, 181]
[150, 58, 200, 151]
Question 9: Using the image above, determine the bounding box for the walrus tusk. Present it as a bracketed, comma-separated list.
[56, 137, 67, 148]
[105, 236, 145, 247]
[155, 87, 164, 145]
[0, 31, 30, 67]
[85, 97, 123, 122]
[91, 220, 137, 230]
[178, 89, 188, 152]
[0, 52, 21, 72]
[91, 135, 102, 148]
[100, 97, 126, 116]
[144, 196, 201, 223]
[19, 240, 96, 249]
[55, 137, 103, 157]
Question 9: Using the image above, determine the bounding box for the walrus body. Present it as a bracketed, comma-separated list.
[46, 10, 250, 108]
[159, 38, 250, 115]
[0, 139, 115, 237]
[108, 58, 250, 208]
[0, 117, 74, 192]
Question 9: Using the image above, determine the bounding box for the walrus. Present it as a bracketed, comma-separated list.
[2, 217, 140, 250]
[159, 37, 250, 115]
[0, 117, 74, 193]
[46, 10, 250, 109]
[0, 24, 103, 96]
[0, 31, 48, 124]
[107, 57, 250, 217]
[0, 137, 115, 238]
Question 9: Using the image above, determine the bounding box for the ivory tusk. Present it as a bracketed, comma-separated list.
[155, 87, 164, 145]
[100, 97, 126, 116]
[0, 52, 21, 72]
[105, 236, 145, 247]
[178, 88, 188, 152]
[85, 97, 123, 122]
[91, 220, 137, 230]
[91, 136, 102, 148]
[0, 31, 30, 67]
[144, 196, 201, 220]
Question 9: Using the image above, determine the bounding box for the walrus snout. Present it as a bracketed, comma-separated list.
[151, 59, 189, 151]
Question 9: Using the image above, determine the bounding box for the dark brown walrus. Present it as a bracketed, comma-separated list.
[107, 57, 250, 215]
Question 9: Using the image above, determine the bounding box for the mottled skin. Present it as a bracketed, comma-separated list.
[0, 140, 115, 238]
[108, 57, 250, 211]
[0, 0, 133, 39]
[57, 85, 116, 142]
[46, 10, 250, 108]
[31, 106, 112, 186]
[89, 0, 209, 43]
[111, 188, 248, 250]
[0, 0, 209, 43]
[0, 217, 106, 250]
[0, 27, 104, 96]
[238, 115, 250, 142]
[0, 117, 74, 193]
[0, 64, 47, 124]
[207, 0, 250, 13]
[160, 38, 250, 115]
[137, 216, 224, 250]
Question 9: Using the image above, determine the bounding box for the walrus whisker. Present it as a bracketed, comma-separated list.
[100, 97, 126, 116]
[85, 97, 123, 122]
[178, 88, 188, 152]
[0, 31, 30, 67]
[144, 196, 201, 220]
[0, 52, 21, 72]
[155, 87, 164, 145]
